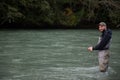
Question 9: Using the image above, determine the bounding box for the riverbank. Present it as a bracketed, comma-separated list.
[0, 23, 119, 30]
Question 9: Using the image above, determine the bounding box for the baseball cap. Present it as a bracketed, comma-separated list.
[99, 22, 106, 26]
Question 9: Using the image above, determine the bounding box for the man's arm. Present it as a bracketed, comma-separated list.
[88, 29, 112, 51]
[93, 30, 112, 50]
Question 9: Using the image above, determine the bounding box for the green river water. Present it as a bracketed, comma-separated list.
[0, 29, 119, 80]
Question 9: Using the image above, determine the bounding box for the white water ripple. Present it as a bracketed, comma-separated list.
[47, 66, 116, 79]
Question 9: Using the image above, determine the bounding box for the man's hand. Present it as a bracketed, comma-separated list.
[88, 46, 93, 51]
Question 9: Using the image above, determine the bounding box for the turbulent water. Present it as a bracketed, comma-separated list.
[0, 29, 119, 80]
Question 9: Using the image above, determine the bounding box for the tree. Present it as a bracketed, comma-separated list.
[0, 0, 120, 28]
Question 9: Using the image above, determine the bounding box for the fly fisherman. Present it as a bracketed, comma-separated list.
[88, 22, 112, 72]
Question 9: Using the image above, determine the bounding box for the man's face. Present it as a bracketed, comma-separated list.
[99, 25, 106, 32]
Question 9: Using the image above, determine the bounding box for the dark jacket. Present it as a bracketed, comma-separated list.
[93, 29, 112, 50]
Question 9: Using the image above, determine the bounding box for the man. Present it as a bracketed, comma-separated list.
[88, 22, 112, 72]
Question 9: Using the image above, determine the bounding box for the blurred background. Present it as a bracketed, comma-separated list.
[0, 0, 120, 29]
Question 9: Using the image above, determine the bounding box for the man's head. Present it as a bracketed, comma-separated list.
[98, 22, 107, 32]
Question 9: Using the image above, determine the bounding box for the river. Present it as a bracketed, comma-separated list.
[0, 29, 119, 80]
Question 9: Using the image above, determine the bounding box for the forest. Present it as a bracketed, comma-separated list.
[0, 0, 120, 28]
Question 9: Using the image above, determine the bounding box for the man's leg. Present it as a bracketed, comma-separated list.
[98, 50, 110, 72]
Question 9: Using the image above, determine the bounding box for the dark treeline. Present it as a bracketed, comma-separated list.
[0, 0, 120, 29]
